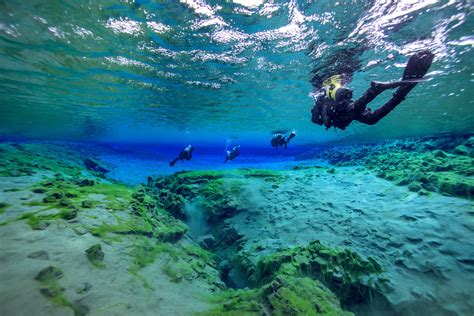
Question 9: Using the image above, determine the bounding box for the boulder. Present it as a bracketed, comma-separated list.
[35, 266, 63, 282]
[453, 145, 471, 156]
[84, 158, 109, 173]
[85, 244, 104, 263]
[197, 234, 216, 249]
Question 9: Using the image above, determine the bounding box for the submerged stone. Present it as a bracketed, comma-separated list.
[76, 282, 92, 294]
[81, 200, 94, 208]
[32, 221, 50, 230]
[198, 234, 216, 249]
[35, 266, 64, 282]
[78, 179, 95, 187]
[84, 158, 109, 173]
[61, 208, 78, 220]
[453, 145, 471, 156]
[85, 244, 105, 264]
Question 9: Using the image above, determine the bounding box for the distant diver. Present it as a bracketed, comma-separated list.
[224, 146, 240, 163]
[311, 50, 434, 130]
[169, 145, 194, 167]
[271, 131, 296, 149]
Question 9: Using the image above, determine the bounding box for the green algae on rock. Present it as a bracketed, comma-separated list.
[302, 135, 474, 199]
[34, 266, 89, 316]
[233, 240, 389, 309]
[205, 275, 353, 315]
[85, 244, 105, 268]
[0, 202, 10, 214]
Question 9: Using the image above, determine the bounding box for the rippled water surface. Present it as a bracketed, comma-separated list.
[0, 0, 472, 144]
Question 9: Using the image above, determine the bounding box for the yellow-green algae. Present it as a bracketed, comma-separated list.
[34, 266, 88, 316]
[0, 202, 10, 214]
[203, 275, 353, 316]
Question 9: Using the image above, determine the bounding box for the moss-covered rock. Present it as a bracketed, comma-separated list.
[206, 275, 353, 315]
[85, 244, 105, 268]
[231, 240, 390, 310]
[0, 202, 10, 214]
[35, 266, 64, 282]
[34, 266, 89, 315]
[304, 135, 474, 199]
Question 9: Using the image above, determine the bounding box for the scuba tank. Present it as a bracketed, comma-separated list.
[323, 75, 353, 102]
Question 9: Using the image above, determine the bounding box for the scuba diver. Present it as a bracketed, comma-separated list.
[311, 50, 434, 130]
[271, 131, 296, 149]
[224, 146, 240, 163]
[169, 145, 194, 167]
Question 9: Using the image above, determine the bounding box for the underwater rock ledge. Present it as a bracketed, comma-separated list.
[296, 134, 474, 199]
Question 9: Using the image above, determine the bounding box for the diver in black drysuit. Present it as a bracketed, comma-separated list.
[169, 145, 194, 167]
[271, 131, 296, 149]
[224, 146, 240, 163]
[311, 50, 434, 130]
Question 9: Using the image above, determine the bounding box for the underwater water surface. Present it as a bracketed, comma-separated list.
[0, 1, 473, 316]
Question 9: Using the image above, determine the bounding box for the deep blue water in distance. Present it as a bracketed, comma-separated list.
[99, 142, 324, 184]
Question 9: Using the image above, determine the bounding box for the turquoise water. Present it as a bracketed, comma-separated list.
[0, 0, 473, 145]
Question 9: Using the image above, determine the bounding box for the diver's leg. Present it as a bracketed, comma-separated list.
[169, 157, 179, 167]
[354, 50, 434, 114]
[353, 83, 386, 113]
[356, 83, 416, 125]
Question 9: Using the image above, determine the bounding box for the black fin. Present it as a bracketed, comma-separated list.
[169, 158, 179, 167]
[402, 50, 434, 80]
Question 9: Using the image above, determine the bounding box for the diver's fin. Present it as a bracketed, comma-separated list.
[402, 50, 434, 80]
[169, 158, 179, 167]
[371, 50, 434, 91]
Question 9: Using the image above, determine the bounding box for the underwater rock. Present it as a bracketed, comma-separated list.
[455, 256, 474, 265]
[81, 200, 94, 208]
[28, 250, 49, 260]
[84, 158, 109, 173]
[197, 234, 216, 249]
[59, 199, 72, 207]
[299, 136, 474, 199]
[78, 179, 95, 187]
[434, 150, 448, 158]
[40, 286, 65, 298]
[61, 208, 78, 220]
[72, 300, 90, 316]
[209, 274, 354, 315]
[85, 244, 104, 266]
[35, 266, 64, 282]
[73, 226, 88, 235]
[245, 240, 389, 309]
[408, 182, 423, 192]
[216, 226, 244, 247]
[32, 221, 50, 230]
[453, 145, 471, 156]
[160, 190, 188, 220]
[32, 188, 47, 194]
[75, 282, 92, 294]
[42, 191, 63, 203]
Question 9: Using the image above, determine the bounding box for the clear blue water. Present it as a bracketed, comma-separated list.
[99, 142, 325, 183]
[0, 0, 473, 145]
